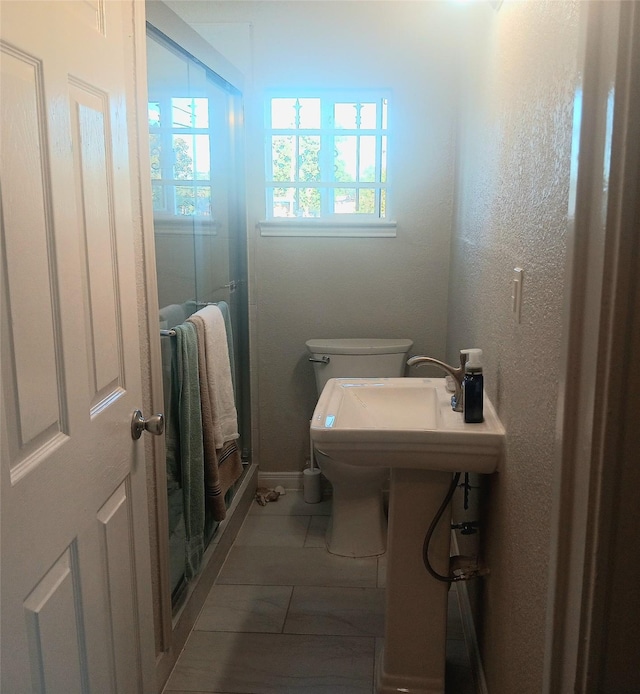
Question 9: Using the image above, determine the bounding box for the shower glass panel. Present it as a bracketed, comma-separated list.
[146, 27, 250, 607]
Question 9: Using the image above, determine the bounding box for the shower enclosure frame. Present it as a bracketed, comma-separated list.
[137, 1, 256, 686]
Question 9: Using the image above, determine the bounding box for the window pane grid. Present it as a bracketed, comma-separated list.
[266, 92, 389, 219]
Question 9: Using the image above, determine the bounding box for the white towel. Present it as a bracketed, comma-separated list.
[187, 305, 239, 448]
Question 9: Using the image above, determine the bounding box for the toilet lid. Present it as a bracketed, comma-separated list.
[305, 338, 413, 355]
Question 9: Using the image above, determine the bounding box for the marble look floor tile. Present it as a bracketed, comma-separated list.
[249, 492, 332, 516]
[195, 585, 293, 633]
[235, 515, 311, 547]
[304, 515, 329, 548]
[284, 586, 385, 637]
[166, 631, 375, 694]
[217, 546, 378, 588]
[163, 486, 474, 694]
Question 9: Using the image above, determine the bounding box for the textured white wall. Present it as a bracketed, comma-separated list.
[448, 1, 579, 691]
[169, 1, 462, 472]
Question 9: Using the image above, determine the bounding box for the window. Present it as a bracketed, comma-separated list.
[264, 91, 389, 222]
[148, 97, 212, 218]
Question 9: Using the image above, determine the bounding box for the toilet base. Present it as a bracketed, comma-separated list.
[314, 451, 388, 558]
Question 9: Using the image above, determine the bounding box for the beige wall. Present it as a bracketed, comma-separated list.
[169, 1, 463, 472]
[448, 1, 579, 691]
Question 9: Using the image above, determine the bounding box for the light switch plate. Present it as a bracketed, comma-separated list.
[511, 267, 524, 323]
[512, 267, 524, 323]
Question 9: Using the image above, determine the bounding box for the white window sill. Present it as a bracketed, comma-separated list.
[152, 215, 220, 236]
[258, 219, 397, 238]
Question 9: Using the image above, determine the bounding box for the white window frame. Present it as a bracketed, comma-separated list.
[260, 89, 396, 237]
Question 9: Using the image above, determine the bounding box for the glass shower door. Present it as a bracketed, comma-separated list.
[146, 27, 249, 606]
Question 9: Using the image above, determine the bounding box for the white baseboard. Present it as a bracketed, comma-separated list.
[451, 532, 489, 694]
[257, 469, 332, 497]
[257, 470, 305, 490]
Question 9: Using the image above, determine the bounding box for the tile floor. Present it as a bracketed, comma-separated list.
[164, 491, 475, 694]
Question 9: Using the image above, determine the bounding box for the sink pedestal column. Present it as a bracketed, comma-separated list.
[376, 468, 453, 694]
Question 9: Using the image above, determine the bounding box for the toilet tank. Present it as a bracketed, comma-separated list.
[306, 338, 414, 396]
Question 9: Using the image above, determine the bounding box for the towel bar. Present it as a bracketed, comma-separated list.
[160, 302, 222, 337]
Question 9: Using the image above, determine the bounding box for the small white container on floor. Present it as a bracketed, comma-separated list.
[303, 467, 322, 503]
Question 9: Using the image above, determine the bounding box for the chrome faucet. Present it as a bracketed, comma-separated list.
[406, 351, 469, 412]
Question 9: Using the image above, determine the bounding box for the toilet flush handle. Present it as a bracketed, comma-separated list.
[308, 356, 330, 364]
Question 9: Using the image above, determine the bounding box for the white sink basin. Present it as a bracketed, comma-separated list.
[310, 376, 505, 693]
[310, 377, 504, 473]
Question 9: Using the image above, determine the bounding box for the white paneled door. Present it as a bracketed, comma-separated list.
[1, 1, 155, 692]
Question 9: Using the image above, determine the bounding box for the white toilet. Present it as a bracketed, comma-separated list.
[306, 338, 414, 557]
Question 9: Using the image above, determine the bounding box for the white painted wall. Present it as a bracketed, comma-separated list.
[448, 2, 580, 691]
[168, 1, 462, 472]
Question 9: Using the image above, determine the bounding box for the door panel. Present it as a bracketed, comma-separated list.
[1, 2, 154, 691]
[69, 82, 125, 411]
[1, 42, 68, 481]
[23, 544, 86, 694]
[97, 481, 142, 693]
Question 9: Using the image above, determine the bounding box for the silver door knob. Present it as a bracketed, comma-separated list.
[131, 410, 165, 440]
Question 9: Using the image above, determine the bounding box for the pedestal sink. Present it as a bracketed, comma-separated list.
[310, 377, 505, 694]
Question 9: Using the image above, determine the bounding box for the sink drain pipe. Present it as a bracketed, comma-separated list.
[423, 471, 489, 583]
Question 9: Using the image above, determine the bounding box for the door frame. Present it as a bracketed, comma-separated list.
[130, 0, 175, 655]
[544, 1, 640, 690]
